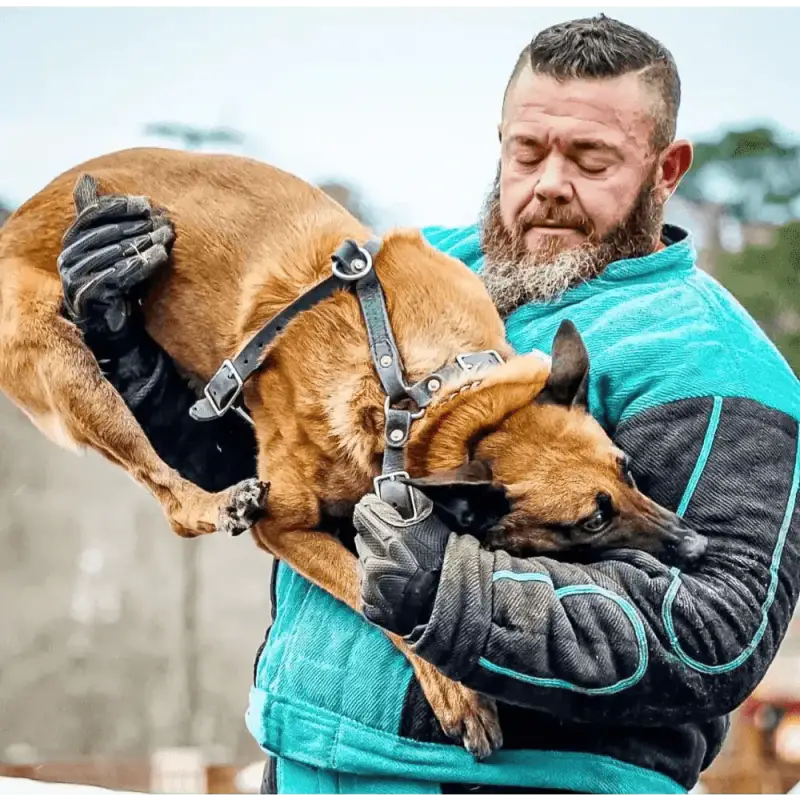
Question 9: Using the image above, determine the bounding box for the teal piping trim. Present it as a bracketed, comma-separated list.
[479, 572, 648, 695]
[662, 425, 800, 674]
[677, 397, 723, 517]
[491, 570, 553, 586]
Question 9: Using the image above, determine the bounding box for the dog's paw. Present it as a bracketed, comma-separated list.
[417, 669, 503, 761]
[441, 690, 503, 761]
[459, 694, 503, 761]
[218, 479, 270, 537]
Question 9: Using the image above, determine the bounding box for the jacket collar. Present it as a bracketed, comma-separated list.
[498, 224, 697, 325]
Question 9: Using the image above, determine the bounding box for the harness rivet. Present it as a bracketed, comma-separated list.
[351, 258, 366, 272]
[427, 378, 441, 392]
[380, 355, 393, 368]
[389, 428, 404, 443]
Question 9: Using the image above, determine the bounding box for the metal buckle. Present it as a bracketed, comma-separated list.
[383, 395, 425, 423]
[373, 471, 420, 520]
[203, 358, 244, 417]
[331, 245, 373, 282]
[456, 350, 503, 372]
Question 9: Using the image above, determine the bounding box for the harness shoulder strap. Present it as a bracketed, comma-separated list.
[189, 240, 384, 423]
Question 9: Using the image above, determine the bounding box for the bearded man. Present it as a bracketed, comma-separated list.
[55, 14, 800, 795]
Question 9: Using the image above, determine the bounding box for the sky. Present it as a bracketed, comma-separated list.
[1, 6, 799, 230]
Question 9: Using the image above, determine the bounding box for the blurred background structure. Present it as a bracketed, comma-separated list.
[1, 6, 799, 794]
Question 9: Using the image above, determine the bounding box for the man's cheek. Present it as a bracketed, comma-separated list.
[577, 187, 618, 237]
[501, 181, 532, 228]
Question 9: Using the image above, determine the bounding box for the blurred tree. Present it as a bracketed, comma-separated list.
[673, 123, 800, 374]
[0, 200, 11, 225]
[143, 122, 245, 152]
[678, 126, 800, 224]
[318, 180, 375, 227]
[715, 219, 800, 374]
[676, 125, 800, 263]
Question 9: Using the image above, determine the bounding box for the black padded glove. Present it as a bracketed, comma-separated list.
[56, 174, 176, 412]
[56, 174, 259, 492]
[58, 173, 174, 341]
[353, 488, 452, 637]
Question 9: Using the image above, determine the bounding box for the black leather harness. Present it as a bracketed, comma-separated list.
[189, 238, 503, 520]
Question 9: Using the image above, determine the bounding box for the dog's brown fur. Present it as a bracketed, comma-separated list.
[0, 146, 699, 758]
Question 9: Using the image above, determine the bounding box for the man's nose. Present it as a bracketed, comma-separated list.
[534, 155, 573, 204]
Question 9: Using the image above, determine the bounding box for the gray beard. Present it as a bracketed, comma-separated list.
[479, 245, 603, 317]
[478, 167, 664, 316]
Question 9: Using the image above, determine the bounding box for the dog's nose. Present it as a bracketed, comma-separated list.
[675, 530, 708, 564]
[656, 509, 708, 567]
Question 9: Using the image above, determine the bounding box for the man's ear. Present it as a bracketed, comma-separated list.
[656, 139, 693, 205]
[403, 459, 511, 537]
[535, 319, 589, 410]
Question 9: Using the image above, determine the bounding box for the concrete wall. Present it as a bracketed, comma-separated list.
[0, 392, 272, 764]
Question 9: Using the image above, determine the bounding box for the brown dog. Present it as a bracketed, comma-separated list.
[0, 146, 703, 758]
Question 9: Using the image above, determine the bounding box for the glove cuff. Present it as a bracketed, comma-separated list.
[406, 532, 493, 681]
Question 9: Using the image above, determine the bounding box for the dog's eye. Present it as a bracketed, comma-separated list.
[583, 511, 611, 533]
[581, 493, 614, 534]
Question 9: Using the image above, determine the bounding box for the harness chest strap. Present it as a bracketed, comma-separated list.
[188, 237, 504, 519]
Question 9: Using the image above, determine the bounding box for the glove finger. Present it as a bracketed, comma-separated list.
[352, 513, 397, 556]
[71, 174, 99, 215]
[353, 492, 406, 531]
[354, 523, 390, 562]
[361, 585, 399, 626]
[63, 247, 161, 316]
[60, 229, 170, 284]
[61, 241, 130, 286]
[143, 216, 176, 255]
[115, 233, 170, 265]
[355, 489, 434, 529]
[77, 194, 152, 229]
[386, 538, 421, 574]
[115, 245, 169, 293]
[66, 266, 119, 318]
[63, 193, 154, 247]
[149, 221, 175, 249]
[103, 301, 134, 335]
[354, 532, 371, 563]
[356, 547, 368, 583]
[59, 219, 156, 267]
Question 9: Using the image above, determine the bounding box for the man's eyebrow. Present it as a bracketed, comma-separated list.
[508, 133, 546, 147]
[570, 139, 622, 157]
[509, 134, 622, 158]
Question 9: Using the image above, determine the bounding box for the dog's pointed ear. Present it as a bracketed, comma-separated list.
[535, 319, 590, 410]
[403, 459, 510, 536]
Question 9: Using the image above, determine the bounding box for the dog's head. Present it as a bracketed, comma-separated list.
[404, 320, 706, 568]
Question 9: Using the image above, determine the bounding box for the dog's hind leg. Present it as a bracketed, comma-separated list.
[0, 265, 267, 538]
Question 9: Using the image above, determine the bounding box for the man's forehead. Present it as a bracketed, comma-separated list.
[502, 69, 655, 150]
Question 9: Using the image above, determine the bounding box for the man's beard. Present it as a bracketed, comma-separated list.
[479, 165, 664, 316]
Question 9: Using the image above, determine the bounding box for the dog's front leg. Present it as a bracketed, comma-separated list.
[0, 307, 268, 539]
[252, 519, 503, 760]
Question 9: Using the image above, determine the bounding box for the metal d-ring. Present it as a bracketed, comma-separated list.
[332, 246, 373, 282]
[383, 395, 425, 422]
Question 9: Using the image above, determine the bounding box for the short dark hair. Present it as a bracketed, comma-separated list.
[503, 15, 681, 151]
